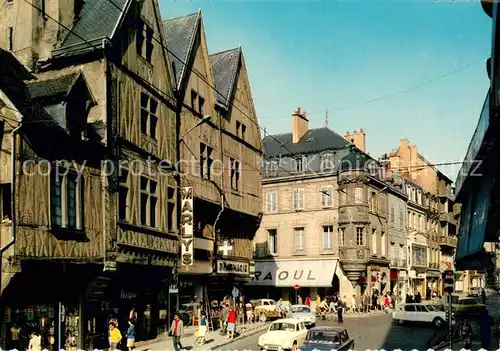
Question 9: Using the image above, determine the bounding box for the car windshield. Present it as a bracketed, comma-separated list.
[427, 305, 438, 311]
[268, 300, 277, 305]
[306, 331, 340, 344]
[292, 306, 310, 313]
[270, 323, 296, 332]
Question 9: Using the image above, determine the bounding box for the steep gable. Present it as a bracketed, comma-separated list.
[53, 0, 130, 57]
[209, 47, 240, 107]
[163, 11, 200, 92]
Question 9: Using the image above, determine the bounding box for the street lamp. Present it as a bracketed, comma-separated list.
[179, 115, 211, 141]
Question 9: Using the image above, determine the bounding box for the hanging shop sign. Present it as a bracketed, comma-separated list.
[217, 260, 249, 276]
[180, 187, 194, 266]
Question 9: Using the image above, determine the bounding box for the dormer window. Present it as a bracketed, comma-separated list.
[320, 152, 335, 172]
[292, 156, 306, 173]
[26, 71, 96, 140]
[136, 19, 154, 63]
[265, 160, 278, 177]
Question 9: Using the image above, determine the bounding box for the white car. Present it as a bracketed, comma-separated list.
[392, 303, 454, 327]
[290, 305, 316, 327]
[258, 318, 308, 351]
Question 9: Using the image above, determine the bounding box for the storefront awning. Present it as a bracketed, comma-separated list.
[246, 259, 338, 287]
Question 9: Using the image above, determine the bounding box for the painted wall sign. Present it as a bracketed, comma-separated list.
[180, 187, 194, 266]
[247, 259, 338, 287]
[217, 260, 249, 276]
[120, 291, 137, 300]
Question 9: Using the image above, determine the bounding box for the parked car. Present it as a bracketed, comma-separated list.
[177, 302, 200, 325]
[442, 297, 486, 315]
[290, 305, 316, 327]
[468, 287, 481, 297]
[392, 303, 454, 327]
[252, 298, 281, 322]
[299, 327, 354, 351]
[258, 318, 308, 351]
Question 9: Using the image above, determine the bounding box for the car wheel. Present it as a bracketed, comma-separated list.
[433, 317, 444, 327]
[260, 313, 267, 322]
[291, 341, 297, 351]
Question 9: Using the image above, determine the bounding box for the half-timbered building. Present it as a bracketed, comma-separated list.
[163, 11, 263, 306]
[0, 0, 178, 347]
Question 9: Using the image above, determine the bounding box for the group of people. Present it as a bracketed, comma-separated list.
[106, 307, 137, 351]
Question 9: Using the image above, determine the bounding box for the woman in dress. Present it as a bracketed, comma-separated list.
[126, 319, 136, 350]
[226, 306, 237, 339]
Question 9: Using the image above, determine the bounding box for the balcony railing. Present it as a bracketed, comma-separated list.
[439, 212, 457, 225]
[439, 235, 457, 248]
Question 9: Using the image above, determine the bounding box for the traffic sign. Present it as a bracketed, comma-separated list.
[294, 284, 300, 291]
[443, 269, 454, 293]
[232, 287, 239, 298]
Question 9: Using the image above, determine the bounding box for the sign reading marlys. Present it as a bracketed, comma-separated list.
[217, 260, 249, 276]
[180, 187, 194, 266]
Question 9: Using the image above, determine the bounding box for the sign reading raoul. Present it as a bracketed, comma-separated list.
[181, 187, 194, 266]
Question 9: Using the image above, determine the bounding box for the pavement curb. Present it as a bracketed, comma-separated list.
[197, 325, 268, 350]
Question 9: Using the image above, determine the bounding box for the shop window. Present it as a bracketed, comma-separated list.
[50, 169, 84, 230]
[140, 176, 158, 228]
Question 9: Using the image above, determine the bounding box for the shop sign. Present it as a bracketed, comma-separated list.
[120, 290, 137, 300]
[217, 260, 249, 276]
[180, 187, 194, 266]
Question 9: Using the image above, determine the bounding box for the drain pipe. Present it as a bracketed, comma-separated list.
[1, 123, 22, 254]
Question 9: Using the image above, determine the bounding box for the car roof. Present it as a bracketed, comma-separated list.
[291, 304, 310, 308]
[309, 326, 346, 333]
[272, 318, 302, 324]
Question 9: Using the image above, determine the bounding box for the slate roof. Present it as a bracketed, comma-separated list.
[209, 47, 241, 107]
[52, 0, 129, 56]
[163, 11, 201, 90]
[26, 72, 80, 100]
[263, 127, 350, 158]
[340, 149, 375, 172]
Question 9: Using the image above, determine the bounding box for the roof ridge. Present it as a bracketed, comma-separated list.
[209, 46, 240, 57]
[163, 11, 199, 23]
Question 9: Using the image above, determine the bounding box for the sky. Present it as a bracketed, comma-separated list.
[159, 0, 492, 182]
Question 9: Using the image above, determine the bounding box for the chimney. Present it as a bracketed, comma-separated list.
[292, 106, 309, 143]
[344, 128, 366, 153]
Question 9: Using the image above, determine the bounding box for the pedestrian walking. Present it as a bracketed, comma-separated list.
[169, 313, 183, 351]
[481, 288, 487, 304]
[245, 301, 253, 324]
[195, 311, 208, 345]
[28, 331, 41, 351]
[226, 306, 237, 339]
[459, 317, 473, 350]
[220, 304, 229, 333]
[305, 296, 311, 307]
[108, 323, 122, 351]
[479, 309, 494, 349]
[126, 319, 135, 350]
[336, 297, 344, 324]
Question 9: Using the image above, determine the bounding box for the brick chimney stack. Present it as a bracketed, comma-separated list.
[292, 106, 309, 143]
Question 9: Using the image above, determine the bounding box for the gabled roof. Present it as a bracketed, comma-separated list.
[209, 47, 241, 107]
[26, 72, 81, 100]
[263, 127, 350, 158]
[163, 11, 201, 91]
[53, 0, 129, 56]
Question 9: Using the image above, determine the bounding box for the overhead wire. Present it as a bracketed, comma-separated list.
[20, 0, 451, 229]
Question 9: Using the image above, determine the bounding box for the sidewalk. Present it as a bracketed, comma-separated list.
[136, 322, 270, 351]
